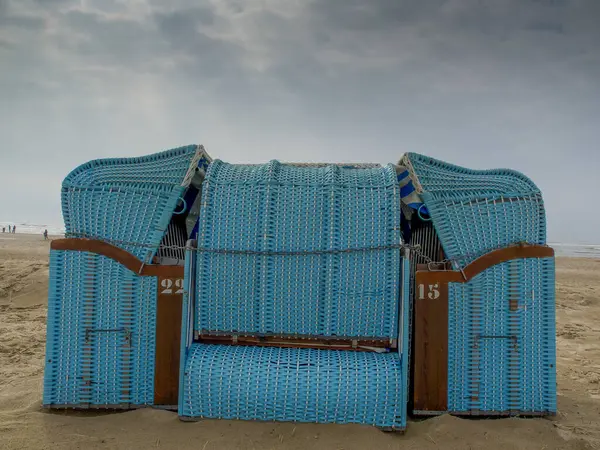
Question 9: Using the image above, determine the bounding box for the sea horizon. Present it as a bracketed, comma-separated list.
[1, 220, 598, 259]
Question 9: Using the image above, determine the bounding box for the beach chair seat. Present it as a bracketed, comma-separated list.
[178, 160, 410, 429]
[180, 344, 403, 427]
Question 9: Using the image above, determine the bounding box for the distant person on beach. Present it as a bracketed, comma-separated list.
[7, 225, 11, 233]
[44, 229, 48, 240]
[12, 225, 16, 234]
[2, 227, 4, 233]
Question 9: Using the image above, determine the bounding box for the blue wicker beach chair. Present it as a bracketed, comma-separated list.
[399, 153, 556, 416]
[43, 145, 211, 409]
[44, 145, 553, 426]
[178, 160, 411, 430]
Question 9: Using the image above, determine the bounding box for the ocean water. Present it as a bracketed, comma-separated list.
[0, 220, 598, 259]
[0, 221, 65, 236]
[550, 243, 600, 259]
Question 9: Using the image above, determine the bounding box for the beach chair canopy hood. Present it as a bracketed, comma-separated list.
[399, 152, 546, 267]
[60, 145, 211, 260]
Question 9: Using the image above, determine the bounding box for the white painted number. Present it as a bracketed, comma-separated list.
[160, 278, 184, 295]
[160, 278, 173, 294]
[417, 283, 440, 300]
[175, 278, 184, 294]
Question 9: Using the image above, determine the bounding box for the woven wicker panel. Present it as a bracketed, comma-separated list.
[61, 145, 205, 260]
[401, 153, 546, 267]
[423, 192, 546, 267]
[195, 160, 401, 339]
[447, 257, 556, 414]
[43, 250, 157, 407]
[180, 344, 404, 428]
[401, 153, 539, 199]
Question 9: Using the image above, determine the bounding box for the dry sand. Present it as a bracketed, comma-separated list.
[1, 233, 599, 450]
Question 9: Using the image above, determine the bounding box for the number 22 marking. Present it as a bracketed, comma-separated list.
[160, 278, 184, 295]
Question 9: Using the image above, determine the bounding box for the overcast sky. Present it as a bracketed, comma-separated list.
[1, 0, 598, 243]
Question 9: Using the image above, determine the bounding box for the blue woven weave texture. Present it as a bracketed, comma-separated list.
[404, 153, 546, 266]
[61, 145, 204, 260]
[195, 160, 402, 338]
[447, 257, 556, 413]
[181, 344, 404, 427]
[43, 250, 157, 407]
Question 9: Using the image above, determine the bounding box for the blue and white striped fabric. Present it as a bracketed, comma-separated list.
[397, 167, 428, 216]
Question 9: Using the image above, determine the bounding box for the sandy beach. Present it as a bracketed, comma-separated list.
[1, 233, 599, 450]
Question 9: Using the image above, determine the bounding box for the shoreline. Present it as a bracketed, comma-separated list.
[3, 233, 598, 260]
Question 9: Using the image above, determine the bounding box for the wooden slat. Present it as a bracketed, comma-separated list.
[154, 276, 184, 406]
[198, 334, 391, 351]
[51, 238, 184, 277]
[413, 270, 449, 412]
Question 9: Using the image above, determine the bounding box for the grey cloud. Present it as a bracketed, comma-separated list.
[527, 21, 565, 33]
[0, 14, 43, 28]
[57, 10, 165, 69]
[311, 0, 446, 31]
[31, 0, 74, 4]
[153, 7, 243, 77]
[0, 0, 599, 243]
[0, 2, 45, 29]
[154, 6, 215, 31]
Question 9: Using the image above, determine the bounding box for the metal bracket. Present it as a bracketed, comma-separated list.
[85, 328, 131, 346]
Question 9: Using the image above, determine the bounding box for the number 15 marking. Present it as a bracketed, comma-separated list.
[417, 283, 440, 300]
